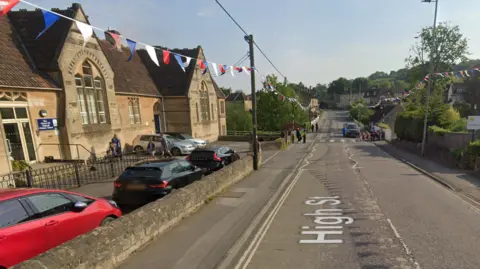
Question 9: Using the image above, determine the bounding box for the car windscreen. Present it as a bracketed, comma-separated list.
[182, 134, 193, 139]
[346, 125, 357, 130]
[120, 167, 162, 178]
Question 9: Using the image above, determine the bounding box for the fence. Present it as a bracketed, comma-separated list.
[226, 130, 279, 136]
[0, 152, 156, 190]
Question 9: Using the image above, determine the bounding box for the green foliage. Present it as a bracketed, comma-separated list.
[394, 111, 425, 142]
[327, 77, 351, 96]
[405, 22, 469, 71]
[428, 125, 449, 136]
[377, 123, 390, 129]
[449, 117, 468, 133]
[467, 140, 480, 157]
[453, 101, 472, 118]
[451, 147, 466, 161]
[11, 160, 29, 171]
[257, 75, 309, 131]
[226, 102, 252, 132]
[349, 102, 374, 125]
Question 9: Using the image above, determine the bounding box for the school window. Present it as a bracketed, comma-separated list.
[199, 82, 210, 121]
[128, 98, 141, 124]
[75, 61, 108, 125]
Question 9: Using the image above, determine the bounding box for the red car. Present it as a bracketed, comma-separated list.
[0, 188, 122, 268]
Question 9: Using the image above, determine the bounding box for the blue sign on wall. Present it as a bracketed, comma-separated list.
[37, 118, 58, 131]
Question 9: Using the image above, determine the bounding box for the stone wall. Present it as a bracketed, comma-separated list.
[12, 155, 255, 269]
[428, 131, 473, 150]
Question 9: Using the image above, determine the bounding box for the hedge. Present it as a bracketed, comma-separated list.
[394, 112, 424, 142]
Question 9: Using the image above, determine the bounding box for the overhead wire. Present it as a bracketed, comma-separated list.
[214, 0, 286, 79]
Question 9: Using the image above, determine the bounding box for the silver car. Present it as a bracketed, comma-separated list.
[165, 133, 207, 148]
[163, 134, 196, 156]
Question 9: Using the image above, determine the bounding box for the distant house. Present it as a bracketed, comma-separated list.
[445, 83, 469, 104]
[226, 91, 252, 111]
[363, 88, 402, 105]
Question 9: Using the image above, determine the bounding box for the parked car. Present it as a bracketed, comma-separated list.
[132, 134, 195, 156]
[163, 134, 196, 156]
[0, 189, 121, 268]
[112, 159, 203, 206]
[345, 124, 361, 138]
[165, 132, 207, 148]
[186, 146, 240, 174]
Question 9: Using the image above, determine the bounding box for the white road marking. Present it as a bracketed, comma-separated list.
[387, 218, 422, 269]
[235, 139, 319, 269]
[340, 139, 345, 142]
[330, 139, 335, 143]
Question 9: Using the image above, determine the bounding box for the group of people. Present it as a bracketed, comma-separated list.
[107, 133, 172, 158]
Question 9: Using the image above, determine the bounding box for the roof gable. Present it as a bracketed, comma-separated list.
[99, 40, 159, 97]
[0, 16, 58, 89]
[138, 47, 199, 97]
[8, 5, 78, 70]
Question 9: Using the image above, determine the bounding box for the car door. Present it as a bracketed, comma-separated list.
[139, 135, 152, 149]
[25, 193, 92, 249]
[0, 198, 46, 268]
[178, 160, 202, 183]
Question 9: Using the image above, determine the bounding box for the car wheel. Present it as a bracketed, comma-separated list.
[100, 216, 116, 226]
[134, 146, 143, 152]
[171, 147, 181, 156]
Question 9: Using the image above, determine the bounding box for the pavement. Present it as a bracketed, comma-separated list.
[112, 110, 480, 269]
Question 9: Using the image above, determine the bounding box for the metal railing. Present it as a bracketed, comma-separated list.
[0, 152, 157, 190]
[226, 130, 280, 136]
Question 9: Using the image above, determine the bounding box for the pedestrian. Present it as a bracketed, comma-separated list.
[296, 128, 301, 143]
[160, 133, 172, 157]
[111, 134, 121, 157]
[302, 127, 306, 143]
[311, 124, 314, 133]
[147, 138, 156, 157]
[315, 122, 319, 133]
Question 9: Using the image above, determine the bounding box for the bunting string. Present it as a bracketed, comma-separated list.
[12, 0, 257, 77]
[2, 0, 313, 111]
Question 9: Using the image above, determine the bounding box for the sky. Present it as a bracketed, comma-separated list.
[16, 0, 480, 92]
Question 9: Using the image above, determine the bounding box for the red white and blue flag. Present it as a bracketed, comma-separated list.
[219, 64, 227, 75]
[0, 0, 19, 16]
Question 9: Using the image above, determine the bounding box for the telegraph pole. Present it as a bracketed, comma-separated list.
[420, 0, 439, 156]
[246, 34, 259, 170]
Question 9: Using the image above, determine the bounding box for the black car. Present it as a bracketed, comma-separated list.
[112, 159, 203, 206]
[345, 124, 360, 138]
[186, 146, 240, 174]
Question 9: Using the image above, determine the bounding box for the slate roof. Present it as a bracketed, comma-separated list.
[99, 40, 160, 97]
[138, 47, 199, 97]
[8, 5, 79, 71]
[0, 16, 58, 89]
[211, 78, 226, 99]
[226, 91, 249, 101]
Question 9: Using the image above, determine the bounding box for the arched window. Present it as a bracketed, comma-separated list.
[128, 98, 141, 124]
[75, 61, 108, 124]
[199, 82, 210, 121]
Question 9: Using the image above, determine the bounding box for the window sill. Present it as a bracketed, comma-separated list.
[82, 123, 111, 133]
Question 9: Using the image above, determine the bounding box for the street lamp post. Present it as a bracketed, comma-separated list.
[420, 0, 439, 156]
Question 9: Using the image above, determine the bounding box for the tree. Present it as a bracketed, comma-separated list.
[327, 77, 351, 96]
[368, 71, 389, 80]
[405, 22, 469, 72]
[226, 102, 252, 132]
[352, 77, 369, 92]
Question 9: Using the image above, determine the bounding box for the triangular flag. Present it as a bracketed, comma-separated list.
[163, 50, 170, 64]
[202, 61, 209, 75]
[76, 21, 93, 47]
[242, 67, 251, 74]
[219, 64, 226, 75]
[230, 66, 234, 77]
[174, 54, 185, 72]
[105, 31, 121, 49]
[211, 62, 219, 76]
[36, 10, 60, 39]
[0, 0, 19, 16]
[197, 60, 206, 70]
[126, 39, 136, 62]
[145, 45, 159, 66]
[185, 57, 192, 68]
[234, 66, 243, 73]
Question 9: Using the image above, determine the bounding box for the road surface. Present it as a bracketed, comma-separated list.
[116, 110, 480, 269]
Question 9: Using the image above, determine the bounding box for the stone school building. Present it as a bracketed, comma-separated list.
[0, 4, 226, 173]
